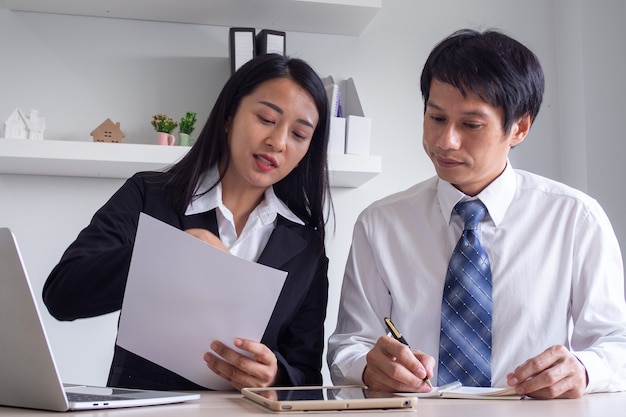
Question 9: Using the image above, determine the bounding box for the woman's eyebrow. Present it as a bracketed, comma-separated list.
[259, 100, 283, 114]
[258, 100, 315, 128]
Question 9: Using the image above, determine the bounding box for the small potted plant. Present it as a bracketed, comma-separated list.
[151, 113, 178, 145]
[178, 111, 197, 146]
[179, 111, 197, 146]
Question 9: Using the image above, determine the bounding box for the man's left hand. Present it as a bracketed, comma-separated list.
[506, 344, 587, 399]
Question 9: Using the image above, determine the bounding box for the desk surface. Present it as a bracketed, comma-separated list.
[1, 391, 624, 416]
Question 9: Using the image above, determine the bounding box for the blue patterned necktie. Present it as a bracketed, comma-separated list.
[438, 199, 492, 387]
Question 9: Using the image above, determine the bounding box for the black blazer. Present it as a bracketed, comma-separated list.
[43, 172, 329, 390]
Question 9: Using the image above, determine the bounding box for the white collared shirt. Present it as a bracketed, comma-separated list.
[185, 168, 304, 262]
[327, 162, 626, 393]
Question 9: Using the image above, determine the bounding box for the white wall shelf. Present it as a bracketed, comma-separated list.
[6, 0, 382, 36]
[0, 139, 381, 188]
[2, 1, 383, 187]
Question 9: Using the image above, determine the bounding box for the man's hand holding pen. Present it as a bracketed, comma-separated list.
[363, 336, 435, 393]
[361, 318, 435, 393]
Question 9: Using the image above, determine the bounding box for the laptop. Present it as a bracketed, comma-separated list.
[0, 227, 200, 411]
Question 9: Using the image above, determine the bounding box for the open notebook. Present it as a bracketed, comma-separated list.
[400, 381, 523, 400]
[0, 227, 200, 411]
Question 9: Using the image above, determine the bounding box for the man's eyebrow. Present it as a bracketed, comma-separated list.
[426, 101, 489, 117]
[425, 101, 443, 111]
[258, 100, 315, 128]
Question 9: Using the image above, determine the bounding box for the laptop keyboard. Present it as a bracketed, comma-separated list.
[67, 392, 128, 402]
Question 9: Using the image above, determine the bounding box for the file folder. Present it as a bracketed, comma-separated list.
[229, 27, 256, 74]
[256, 29, 286, 55]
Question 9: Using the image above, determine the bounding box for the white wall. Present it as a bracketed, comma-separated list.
[1, 0, 624, 386]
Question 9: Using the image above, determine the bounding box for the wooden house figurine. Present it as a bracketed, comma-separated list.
[90, 118, 125, 143]
[3, 108, 46, 140]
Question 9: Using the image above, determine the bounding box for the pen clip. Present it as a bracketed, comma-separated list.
[384, 317, 402, 339]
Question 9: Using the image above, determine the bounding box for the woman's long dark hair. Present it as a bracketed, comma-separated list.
[164, 54, 332, 240]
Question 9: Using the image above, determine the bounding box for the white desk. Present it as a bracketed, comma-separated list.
[1, 391, 625, 416]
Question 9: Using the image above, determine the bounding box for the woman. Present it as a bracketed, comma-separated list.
[43, 54, 332, 392]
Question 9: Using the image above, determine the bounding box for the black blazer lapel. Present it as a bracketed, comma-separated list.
[257, 218, 307, 270]
[179, 209, 219, 235]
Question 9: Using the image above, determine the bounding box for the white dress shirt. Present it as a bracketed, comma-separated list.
[327, 163, 626, 393]
[185, 168, 304, 262]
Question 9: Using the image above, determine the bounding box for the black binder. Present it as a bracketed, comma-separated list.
[256, 29, 286, 56]
[229, 27, 256, 74]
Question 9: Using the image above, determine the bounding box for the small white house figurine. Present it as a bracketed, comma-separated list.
[3, 108, 46, 140]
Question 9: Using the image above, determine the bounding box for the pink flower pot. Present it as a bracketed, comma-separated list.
[157, 132, 176, 146]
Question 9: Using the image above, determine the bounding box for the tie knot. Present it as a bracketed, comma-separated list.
[455, 200, 487, 230]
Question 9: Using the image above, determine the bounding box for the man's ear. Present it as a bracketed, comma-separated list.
[509, 114, 532, 147]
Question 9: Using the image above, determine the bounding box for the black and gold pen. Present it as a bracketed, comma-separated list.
[384, 317, 433, 388]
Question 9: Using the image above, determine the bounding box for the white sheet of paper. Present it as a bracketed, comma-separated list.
[116, 213, 287, 390]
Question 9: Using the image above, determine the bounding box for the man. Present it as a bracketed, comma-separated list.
[327, 29, 626, 399]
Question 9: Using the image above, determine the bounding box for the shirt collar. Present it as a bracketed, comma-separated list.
[437, 160, 517, 226]
[184, 167, 304, 225]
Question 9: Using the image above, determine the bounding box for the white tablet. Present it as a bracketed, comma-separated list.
[242, 385, 418, 412]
